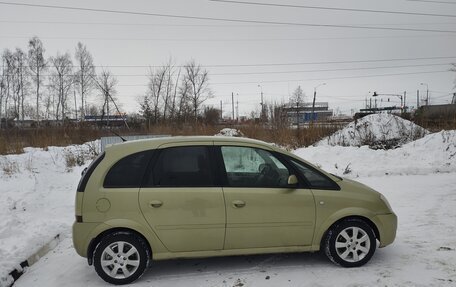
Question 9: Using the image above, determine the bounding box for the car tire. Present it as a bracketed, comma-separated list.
[324, 218, 376, 267]
[93, 231, 150, 285]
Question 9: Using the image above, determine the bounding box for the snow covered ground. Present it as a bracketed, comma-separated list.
[1, 125, 455, 286]
[296, 130, 456, 177]
[0, 144, 97, 287]
[12, 174, 456, 287]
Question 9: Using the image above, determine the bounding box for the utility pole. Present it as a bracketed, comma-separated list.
[236, 98, 239, 123]
[312, 83, 326, 123]
[296, 100, 299, 130]
[421, 83, 429, 106]
[403, 91, 407, 113]
[417, 90, 420, 109]
[258, 85, 263, 121]
[220, 100, 223, 121]
[231, 92, 235, 122]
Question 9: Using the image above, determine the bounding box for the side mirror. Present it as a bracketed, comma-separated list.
[287, 174, 298, 186]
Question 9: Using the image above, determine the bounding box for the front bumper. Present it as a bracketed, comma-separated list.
[374, 213, 397, 247]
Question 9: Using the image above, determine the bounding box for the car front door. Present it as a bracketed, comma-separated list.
[218, 145, 316, 250]
[139, 143, 226, 252]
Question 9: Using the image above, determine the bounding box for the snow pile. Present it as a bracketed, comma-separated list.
[295, 130, 456, 177]
[215, 128, 244, 137]
[0, 143, 98, 286]
[318, 113, 428, 149]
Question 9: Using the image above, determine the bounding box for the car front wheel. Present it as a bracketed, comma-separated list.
[324, 219, 376, 267]
[93, 231, 150, 285]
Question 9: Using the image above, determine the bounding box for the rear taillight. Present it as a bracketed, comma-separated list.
[76, 215, 83, 223]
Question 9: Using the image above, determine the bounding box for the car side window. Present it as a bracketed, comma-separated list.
[220, 146, 291, 188]
[103, 151, 151, 188]
[149, 146, 214, 187]
[290, 158, 339, 190]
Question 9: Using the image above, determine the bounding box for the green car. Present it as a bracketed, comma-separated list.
[73, 136, 397, 285]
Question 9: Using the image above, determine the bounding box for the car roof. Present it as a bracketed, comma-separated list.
[105, 136, 274, 153]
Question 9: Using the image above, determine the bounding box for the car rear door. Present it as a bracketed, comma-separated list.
[138, 142, 226, 252]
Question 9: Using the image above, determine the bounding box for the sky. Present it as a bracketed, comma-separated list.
[1, 0, 456, 117]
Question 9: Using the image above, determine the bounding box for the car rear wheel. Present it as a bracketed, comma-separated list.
[324, 219, 376, 267]
[93, 231, 150, 285]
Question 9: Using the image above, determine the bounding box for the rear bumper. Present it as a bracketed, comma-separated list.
[374, 213, 397, 247]
[72, 221, 100, 258]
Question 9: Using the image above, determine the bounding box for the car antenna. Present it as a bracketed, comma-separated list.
[110, 129, 127, 142]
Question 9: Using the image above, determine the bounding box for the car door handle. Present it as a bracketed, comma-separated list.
[149, 200, 163, 208]
[232, 200, 246, 208]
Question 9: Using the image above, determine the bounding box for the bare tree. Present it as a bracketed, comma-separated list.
[162, 62, 173, 121]
[145, 66, 167, 123]
[139, 95, 153, 130]
[183, 60, 212, 122]
[12, 48, 29, 121]
[0, 56, 5, 121]
[177, 77, 191, 123]
[290, 85, 305, 128]
[1, 49, 14, 119]
[75, 42, 95, 120]
[161, 59, 181, 122]
[28, 36, 46, 122]
[48, 53, 74, 121]
[169, 67, 182, 121]
[94, 69, 121, 127]
[290, 85, 305, 105]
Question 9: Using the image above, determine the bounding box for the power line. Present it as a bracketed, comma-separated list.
[210, 0, 456, 18]
[116, 69, 451, 86]
[211, 63, 452, 76]
[2, 19, 456, 27]
[0, 20, 261, 27]
[407, 0, 456, 4]
[211, 70, 451, 85]
[3, 56, 456, 69]
[2, 35, 456, 42]
[2, 62, 451, 77]
[2, 34, 455, 42]
[1, 1, 456, 33]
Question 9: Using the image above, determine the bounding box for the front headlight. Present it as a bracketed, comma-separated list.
[380, 194, 393, 212]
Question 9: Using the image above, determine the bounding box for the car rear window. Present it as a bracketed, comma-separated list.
[147, 146, 214, 187]
[103, 151, 151, 188]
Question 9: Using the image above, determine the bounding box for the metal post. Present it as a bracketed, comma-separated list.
[258, 84, 264, 121]
[427, 88, 430, 105]
[417, 90, 419, 108]
[231, 92, 235, 121]
[311, 89, 317, 123]
[403, 91, 406, 113]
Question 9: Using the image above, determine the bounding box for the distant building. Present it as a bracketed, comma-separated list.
[282, 102, 333, 124]
[415, 103, 456, 120]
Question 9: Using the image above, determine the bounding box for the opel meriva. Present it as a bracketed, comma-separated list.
[73, 136, 397, 285]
